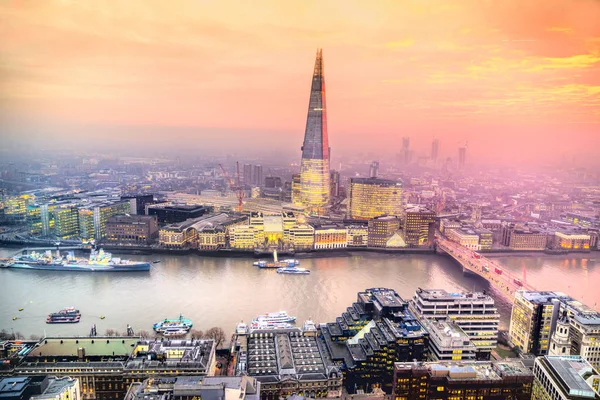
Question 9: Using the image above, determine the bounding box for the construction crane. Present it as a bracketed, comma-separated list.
[218, 163, 244, 213]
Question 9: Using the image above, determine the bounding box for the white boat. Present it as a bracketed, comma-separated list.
[252, 311, 296, 324]
[250, 321, 294, 331]
[277, 266, 310, 275]
[303, 320, 317, 331]
[161, 328, 188, 337]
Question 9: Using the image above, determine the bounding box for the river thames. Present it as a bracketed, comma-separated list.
[0, 248, 598, 338]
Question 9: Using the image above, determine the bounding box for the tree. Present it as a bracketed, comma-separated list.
[13, 332, 24, 340]
[205, 327, 226, 348]
[29, 334, 41, 341]
[190, 329, 204, 340]
[0, 330, 8, 340]
[105, 329, 115, 337]
[138, 330, 150, 338]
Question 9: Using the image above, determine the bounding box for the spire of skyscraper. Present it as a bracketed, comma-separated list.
[298, 49, 330, 214]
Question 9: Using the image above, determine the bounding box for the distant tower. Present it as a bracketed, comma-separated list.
[458, 146, 467, 169]
[330, 170, 340, 197]
[431, 138, 439, 162]
[549, 311, 571, 356]
[299, 49, 330, 214]
[402, 137, 411, 165]
[369, 161, 379, 178]
[253, 165, 263, 187]
[243, 164, 252, 185]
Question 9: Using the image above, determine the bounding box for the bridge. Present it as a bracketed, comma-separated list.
[436, 236, 535, 301]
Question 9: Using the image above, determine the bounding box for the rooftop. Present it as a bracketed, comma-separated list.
[415, 288, 495, 303]
[126, 339, 215, 371]
[395, 360, 532, 381]
[350, 177, 402, 186]
[26, 337, 138, 359]
[518, 290, 572, 305]
[543, 356, 600, 398]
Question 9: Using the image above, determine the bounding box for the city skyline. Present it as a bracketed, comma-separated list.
[1, 0, 600, 165]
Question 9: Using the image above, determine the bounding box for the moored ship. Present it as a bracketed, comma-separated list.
[47, 307, 81, 324]
[252, 311, 296, 324]
[253, 249, 300, 268]
[8, 249, 151, 272]
[153, 315, 193, 332]
[276, 266, 310, 274]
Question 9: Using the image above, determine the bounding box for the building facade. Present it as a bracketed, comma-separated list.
[501, 223, 548, 250]
[105, 215, 158, 245]
[348, 178, 403, 220]
[446, 228, 480, 251]
[313, 224, 347, 249]
[551, 232, 591, 250]
[299, 49, 330, 215]
[402, 205, 436, 247]
[393, 360, 534, 400]
[410, 289, 499, 360]
[367, 216, 400, 248]
[420, 320, 476, 362]
[532, 355, 600, 400]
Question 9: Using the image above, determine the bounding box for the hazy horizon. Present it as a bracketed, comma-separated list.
[2, 0, 600, 166]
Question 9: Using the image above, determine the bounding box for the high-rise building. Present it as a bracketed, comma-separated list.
[368, 215, 400, 247]
[291, 174, 302, 205]
[509, 291, 566, 355]
[243, 164, 252, 186]
[348, 178, 403, 220]
[121, 194, 154, 215]
[458, 146, 466, 169]
[411, 289, 499, 360]
[369, 161, 379, 178]
[264, 176, 282, 188]
[402, 137, 410, 165]
[393, 360, 534, 400]
[420, 319, 477, 361]
[532, 356, 600, 400]
[299, 49, 330, 214]
[92, 201, 131, 240]
[253, 165, 263, 186]
[330, 170, 340, 197]
[402, 205, 436, 247]
[431, 138, 439, 162]
[52, 206, 80, 239]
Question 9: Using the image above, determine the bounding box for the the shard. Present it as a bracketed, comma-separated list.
[298, 49, 330, 214]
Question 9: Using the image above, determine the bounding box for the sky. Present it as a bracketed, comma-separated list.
[1, 0, 599, 164]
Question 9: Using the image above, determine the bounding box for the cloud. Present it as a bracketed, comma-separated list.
[385, 39, 415, 48]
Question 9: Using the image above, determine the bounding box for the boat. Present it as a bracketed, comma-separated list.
[250, 321, 294, 331]
[277, 266, 310, 275]
[253, 249, 300, 268]
[47, 307, 81, 324]
[8, 249, 151, 272]
[153, 315, 193, 332]
[153, 260, 161, 264]
[161, 328, 189, 337]
[18, 308, 23, 311]
[252, 311, 296, 324]
[303, 319, 317, 331]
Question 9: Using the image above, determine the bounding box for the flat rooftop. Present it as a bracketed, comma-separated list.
[27, 337, 138, 358]
[415, 289, 495, 303]
[350, 177, 401, 186]
[545, 356, 599, 398]
[395, 360, 532, 381]
[519, 291, 571, 305]
[358, 288, 406, 308]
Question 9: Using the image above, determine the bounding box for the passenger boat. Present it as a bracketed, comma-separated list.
[9, 249, 151, 272]
[153, 315, 193, 332]
[161, 328, 189, 337]
[250, 321, 294, 331]
[47, 307, 81, 324]
[252, 311, 296, 324]
[276, 266, 310, 275]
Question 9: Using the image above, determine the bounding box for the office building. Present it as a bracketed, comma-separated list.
[81, 201, 131, 240]
[299, 49, 330, 214]
[264, 176, 282, 188]
[369, 161, 379, 178]
[31, 377, 81, 400]
[421, 319, 477, 361]
[121, 194, 154, 215]
[532, 356, 600, 399]
[14, 337, 216, 400]
[291, 174, 302, 205]
[125, 376, 261, 400]
[233, 328, 342, 399]
[508, 291, 567, 355]
[51, 206, 80, 239]
[446, 228, 480, 250]
[288, 224, 315, 251]
[475, 228, 493, 250]
[346, 224, 368, 247]
[0, 376, 49, 400]
[348, 178, 403, 220]
[551, 232, 591, 250]
[367, 215, 400, 247]
[313, 223, 347, 249]
[393, 360, 533, 400]
[431, 139, 439, 162]
[458, 146, 466, 169]
[410, 289, 499, 360]
[253, 165, 263, 187]
[502, 223, 548, 250]
[147, 204, 210, 225]
[561, 299, 600, 371]
[159, 213, 246, 249]
[319, 288, 429, 394]
[243, 164, 252, 186]
[330, 170, 340, 197]
[105, 215, 158, 245]
[402, 205, 436, 247]
[78, 209, 95, 240]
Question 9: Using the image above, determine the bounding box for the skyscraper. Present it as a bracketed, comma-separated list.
[253, 165, 263, 186]
[369, 161, 379, 178]
[402, 137, 411, 165]
[299, 49, 330, 214]
[458, 146, 467, 169]
[243, 164, 252, 186]
[431, 138, 439, 162]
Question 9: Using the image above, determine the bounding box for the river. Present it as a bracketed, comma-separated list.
[1, 248, 598, 338]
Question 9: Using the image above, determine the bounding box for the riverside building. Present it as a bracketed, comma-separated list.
[402, 205, 436, 247]
[348, 178, 403, 220]
[410, 289, 499, 360]
[393, 360, 534, 400]
[420, 319, 477, 362]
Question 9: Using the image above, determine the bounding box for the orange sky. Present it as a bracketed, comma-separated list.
[1, 0, 599, 162]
